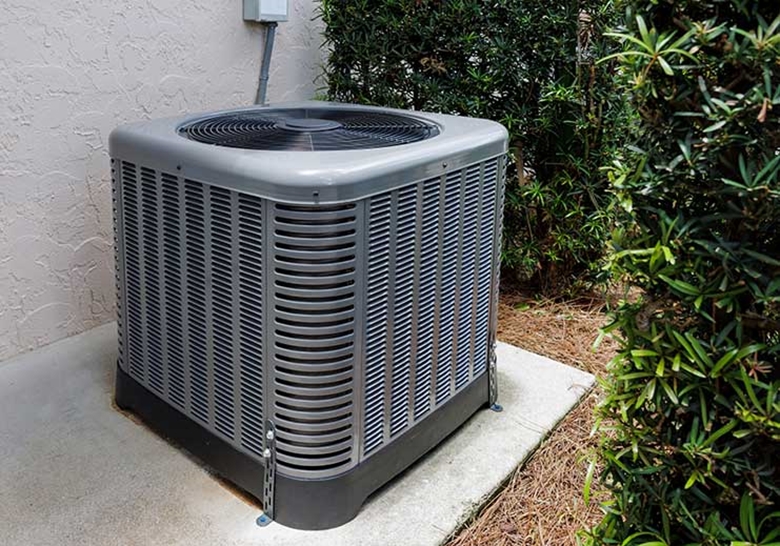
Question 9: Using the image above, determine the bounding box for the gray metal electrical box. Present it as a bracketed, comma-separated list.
[244, 0, 288, 21]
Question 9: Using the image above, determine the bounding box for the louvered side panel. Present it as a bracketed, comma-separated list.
[121, 162, 145, 382]
[111, 160, 126, 372]
[358, 157, 503, 462]
[116, 166, 267, 463]
[160, 174, 186, 409]
[474, 159, 500, 376]
[183, 181, 210, 424]
[488, 157, 507, 381]
[363, 195, 391, 455]
[210, 186, 237, 440]
[269, 203, 359, 478]
[362, 170, 472, 456]
[412, 177, 441, 420]
[454, 165, 482, 389]
[139, 168, 164, 394]
[434, 172, 462, 405]
[237, 194, 265, 458]
[361, 186, 423, 450]
[389, 185, 417, 436]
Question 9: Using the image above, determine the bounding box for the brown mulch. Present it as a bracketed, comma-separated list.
[446, 291, 619, 546]
[495, 291, 617, 377]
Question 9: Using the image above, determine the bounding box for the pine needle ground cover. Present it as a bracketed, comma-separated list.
[448, 292, 618, 546]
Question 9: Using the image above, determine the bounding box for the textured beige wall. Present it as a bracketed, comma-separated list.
[0, 0, 324, 362]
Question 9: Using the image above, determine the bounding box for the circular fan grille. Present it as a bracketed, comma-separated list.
[178, 108, 440, 151]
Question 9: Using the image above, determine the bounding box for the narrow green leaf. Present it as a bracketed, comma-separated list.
[685, 333, 714, 367]
[583, 459, 596, 505]
[685, 471, 699, 489]
[703, 120, 727, 133]
[632, 349, 660, 358]
[740, 494, 757, 541]
[657, 56, 674, 76]
[701, 419, 738, 448]
[712, 349, 739, 376]
[659, 379, 679, 404]
[659, 275, 700, 296]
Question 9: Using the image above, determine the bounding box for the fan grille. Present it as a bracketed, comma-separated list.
[178, 108, 440, 151]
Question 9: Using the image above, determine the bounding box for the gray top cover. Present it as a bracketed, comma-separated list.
[109, 101, 508, 204]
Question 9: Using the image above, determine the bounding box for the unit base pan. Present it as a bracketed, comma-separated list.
[114, 365, 489, 530]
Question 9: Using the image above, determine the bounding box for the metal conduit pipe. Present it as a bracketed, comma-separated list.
[255, 22, 278, 105]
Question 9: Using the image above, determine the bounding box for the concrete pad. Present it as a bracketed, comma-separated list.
[0, 323, 594, 546]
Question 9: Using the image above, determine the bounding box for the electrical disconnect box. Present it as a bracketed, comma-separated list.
[244, 0, 288, 22]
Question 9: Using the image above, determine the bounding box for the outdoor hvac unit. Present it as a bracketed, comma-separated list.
[110, 102, 507, 530]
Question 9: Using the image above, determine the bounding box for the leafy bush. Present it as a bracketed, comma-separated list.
[590, 2, 780, 544]
[319, 0, 626, 294]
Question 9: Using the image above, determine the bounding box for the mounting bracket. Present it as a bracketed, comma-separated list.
[257, 421, 277, 526]
[488, 341, 499, 406]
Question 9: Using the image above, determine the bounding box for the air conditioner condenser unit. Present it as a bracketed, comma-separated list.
[110, 102, 507, 530]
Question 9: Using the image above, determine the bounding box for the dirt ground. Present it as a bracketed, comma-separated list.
[446, 291, 618, 546]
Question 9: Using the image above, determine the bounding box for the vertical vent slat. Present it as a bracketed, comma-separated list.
[210, 186, 237, 440]
[120, 162, 145, 382]
[412, 177, 441, 420]
[455, 165, 483, 389]
[111, 160, 125, 372]
[160, 174, 186, 408]
[182, 181, 209, 424]
[140, 168, 164, 394]
[389, 185, 417, 437]
[238, 194, 265, 457]
[363, 195, 391, 455]
[434, 171, 462, 405]
[474, 159, 500, 377]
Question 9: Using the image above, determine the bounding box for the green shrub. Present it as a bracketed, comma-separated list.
[590, 1, 780, 544]
[319, 0, 626, 294]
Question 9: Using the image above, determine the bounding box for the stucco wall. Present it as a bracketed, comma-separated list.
[0, 0, 324, 362]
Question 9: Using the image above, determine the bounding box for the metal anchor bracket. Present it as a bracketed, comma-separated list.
[488, 340, 499, 406]
[257, 421, 276, 526]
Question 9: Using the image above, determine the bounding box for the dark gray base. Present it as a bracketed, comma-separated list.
[114, 364, 490, 530]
